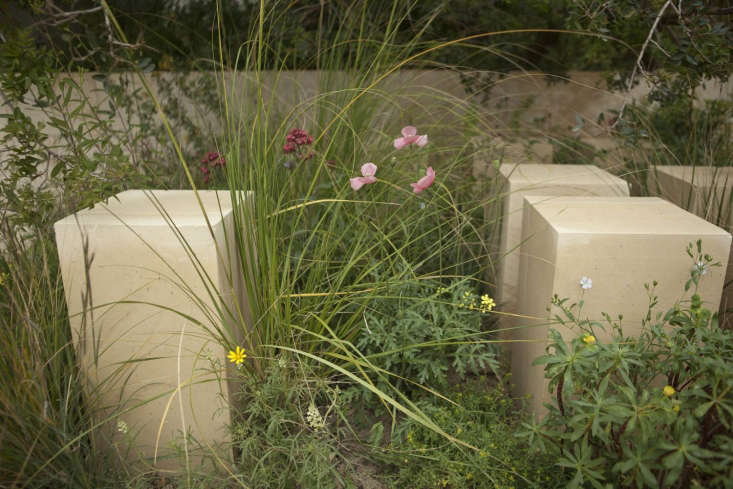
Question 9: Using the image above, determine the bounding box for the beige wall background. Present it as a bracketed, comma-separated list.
[2, 70, 730, 189]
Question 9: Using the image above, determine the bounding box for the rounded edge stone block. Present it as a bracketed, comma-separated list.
[647, 166, 733, 224]
[511, 196, 731, 415]
[647, 166, 733, 327]
[54, 190, 253, 469]
[494, 164, 630, 321]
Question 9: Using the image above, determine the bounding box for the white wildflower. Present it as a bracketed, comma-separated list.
[580, 276, 593, 290]
[693, 261, 708, 276]
[306, 403, 326, 430]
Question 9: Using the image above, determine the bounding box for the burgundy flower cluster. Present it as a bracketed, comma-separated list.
[283, 128, 313, 153]
[282, 128, 315, 167]
[200, 151, 226, 184]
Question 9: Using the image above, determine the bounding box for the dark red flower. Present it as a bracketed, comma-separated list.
[283, 142, 297, 153]
[286, 128, 313, 146]
[200, 165, 211, 183]
[199, 150, 226, 184]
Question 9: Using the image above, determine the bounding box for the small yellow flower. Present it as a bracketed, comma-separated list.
[227, 346, 247, 365]
[663, 385, 676, 397]
[582, 334, 596, 345]
[672, 403, 680, 413]
[480, 294, 496, 312]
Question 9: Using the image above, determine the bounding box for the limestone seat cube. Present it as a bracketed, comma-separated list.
[512, 196, 730, 415]
[493, 164, 630, 323]
[647, 166, 733, 326]
[54, 190, 252, 469]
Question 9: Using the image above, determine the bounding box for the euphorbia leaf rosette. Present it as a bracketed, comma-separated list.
[394, 126, 428, 150]
[350, 163, 378, 191]
[411, 166, 435, 193]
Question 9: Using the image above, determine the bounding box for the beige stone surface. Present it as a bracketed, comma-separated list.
[54, 190, 252, 470]
[512, 196, 730, 415]
[647, 166, 733, 226]
[494, 164, 630, 319]
[569, 137, 626, 172]
[472, 136, 554, 179]
[3, 71, 728, 211]
[647, 166, 733, 326]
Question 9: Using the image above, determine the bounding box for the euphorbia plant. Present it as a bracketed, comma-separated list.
[521, 243, 733, 489]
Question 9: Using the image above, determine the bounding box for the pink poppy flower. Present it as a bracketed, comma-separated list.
[394, 126, 428, 150]
[349, 162, 378, 191]
[410, 166, 435, 193]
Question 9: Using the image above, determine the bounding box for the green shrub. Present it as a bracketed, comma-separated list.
[552, 136, 598, 166]
[522, 244, 733, 489]
[346, 277, 499, 403]
[231, 357, 359, 489]
[383, 379, 568, 489]
[617, 99, 733, 182]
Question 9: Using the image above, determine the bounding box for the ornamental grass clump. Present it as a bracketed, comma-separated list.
[36, 2, 515, 484]
[522, 244, 733, 489]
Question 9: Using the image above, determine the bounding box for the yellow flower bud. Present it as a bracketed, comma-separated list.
[663, 385, 676, 397]
[582, 334, 596, 345]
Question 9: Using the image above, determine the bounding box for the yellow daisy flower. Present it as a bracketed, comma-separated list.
[227, 346, 247, 365]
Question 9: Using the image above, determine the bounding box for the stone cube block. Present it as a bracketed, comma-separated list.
[494, 164, 630, 319]
[512, 196, 730, 414]
[648, 166, 733, 326]
[54, 190, 253, 469]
